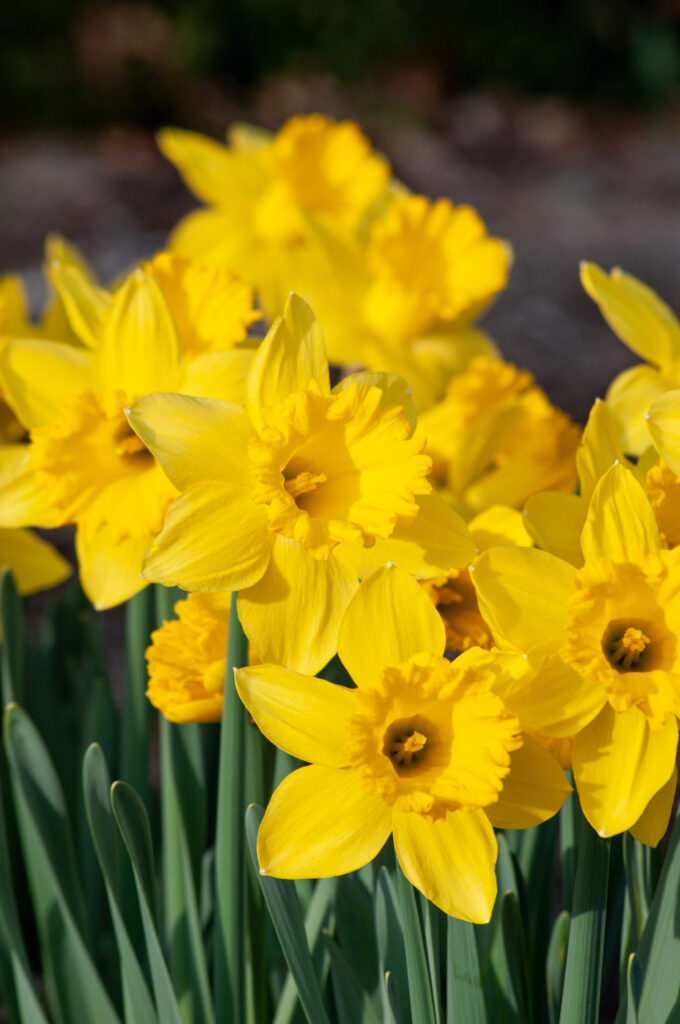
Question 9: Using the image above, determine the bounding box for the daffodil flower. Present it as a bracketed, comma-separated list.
[420, 355, 579, 515]
[297, 197, 511, 408]
[235, 566, 571, 921]
[472, 463, 680, 844]
[581, 262, 680, 454]
[0, 253, 260, 609]
[127, 294, 476, 674]
[146, 592, 233, 723]
[159, 114, 391, 320]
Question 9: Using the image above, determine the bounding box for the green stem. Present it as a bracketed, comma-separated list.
[121, 587, 154, 806]
[558, 814, 610, 1024]
[214, 592, 249, 1022]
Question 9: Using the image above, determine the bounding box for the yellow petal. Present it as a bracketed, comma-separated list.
[523, 492, 584, 566]
[238, 536, 358, 675]
[470, 546, 575, 653]
[581, 463, 659, 563]
[47, 259, 111, 349]
[0, 528, 70, 594]
[486, 735, 572, 829]
[0, 446, 62, 528]
[181, 349, 255, 405]
[142, 481, 272, 592]
[375, 491, 476, 577]
[168, 209, 256, 275]
[580, 262, 680, 369]
[337, 564, 445, 688]
[333, 371, 417, 433]
[76, 526, 149, 609]
[246, 293, 330, 432]
[468, 505, 533, 551]
[607, 364, 670, 455]
[1, 339, 93, 429]
[157, 127, 268, 207]
[573, 703, 678, 837]
[127, 394, 252, 490]
[393, 808, 497, 923]
[97, 271, 181, 395]
[257, 765, 392, 878]
[235, 665, 356, 766]
[647, 388, 680, 475]
[577, 399, 624, 504]
[630, 768, 677, 847]
[497, 653, 605, 739]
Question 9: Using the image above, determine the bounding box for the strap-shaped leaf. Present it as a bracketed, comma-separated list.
[83, 744, 158, 1024]
[245, 803, 331, 1024]
[111, 780, 183, 1024]
[546, 911, 570, 1024]
[446, 917, 487, 1024]
[375, 867, 408, 1024]
[325, 932, 380, 1024]
[395, 865, 437, 1024]
[4, 704, 120, 1024]
[1, 570, 24, 705]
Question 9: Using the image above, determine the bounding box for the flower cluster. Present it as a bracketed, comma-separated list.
[2, 112, 679, 923]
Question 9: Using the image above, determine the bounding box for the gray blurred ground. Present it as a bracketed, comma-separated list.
[2, 91, 680, 424]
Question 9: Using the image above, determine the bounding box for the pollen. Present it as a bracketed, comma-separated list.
[390, 730, 428, 766]
[606, 626, 652, 671]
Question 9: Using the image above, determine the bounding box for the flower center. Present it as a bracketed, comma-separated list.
[383, 716, 434, 775]
[347, 652, 522, 814]
[28, 388, 174, 542]
[421, 569, 493, 652]
[249, 381, 431, 558]
[603, 621, 653, 672]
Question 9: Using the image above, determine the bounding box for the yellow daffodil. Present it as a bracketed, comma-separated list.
[0, 236, 87, 441]
[298, 195, 510, 408]
[235, 566, 570, 921]
[0, 253, 260, 609]
[0, 527, 71, 611]
[159, 114, 391, 319]
[128, 294, 476, 674]
[419, 356, 579, 518]
[147, 591, 233, 722]
[472, 463, 680, 844]
[422, 505, 532, 652]
[581, 262, 680, 454]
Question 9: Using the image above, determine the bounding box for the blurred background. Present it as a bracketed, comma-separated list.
[2, 0, 680, 420]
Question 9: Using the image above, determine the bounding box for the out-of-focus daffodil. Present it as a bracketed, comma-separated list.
[472, 463, 680, 844]
[422, 505, 532, 652]
[147, 592, 231, 722]
[300, 195, 511, 408]
[420, 356, 579, 518]
[581, 262, 680, 454]
[236, 566, 570, 921]
[0, 253, 260, 609]
[158, 114, 391, 319]
[0, 528, 71, 615]
[128, 294, 476, 674]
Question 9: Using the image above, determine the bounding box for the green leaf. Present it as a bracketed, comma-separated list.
[0, 764, 50, 1023]
[83, 744, 158, 1024]
[111, 780, 183, 1024]
[325, 932, 381, 1024]
[4, 703, 120, 1024]
[245, 804, 331, 1024]
[419, 893, 444, 1024]
[446, 917, 486, 1024]
[214, 592, 249, 1023]
[546, 911, 570, 1024]
[513, 818, 559, 1021]
[273, 877, 337, 1024]
[395, 864, 437, 1024]
[626, 954, 642, 1024]
[375, 867, 408, 1024]
[384, 971, 402, 1024]
[335, 873, 380, 1010]
[558, 815, 610, 1024]
[121, 588, 154, 806]
[501, 891, 532, 1024]
[160, 718, 213, 1024]
[477, 833, 521, 1021]
[559, 786, 579, 913]
[626, 804, 680, 1022]
[1, 570, 25, 706]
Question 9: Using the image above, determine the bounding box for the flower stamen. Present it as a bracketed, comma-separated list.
[606, 625, 652, 671]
